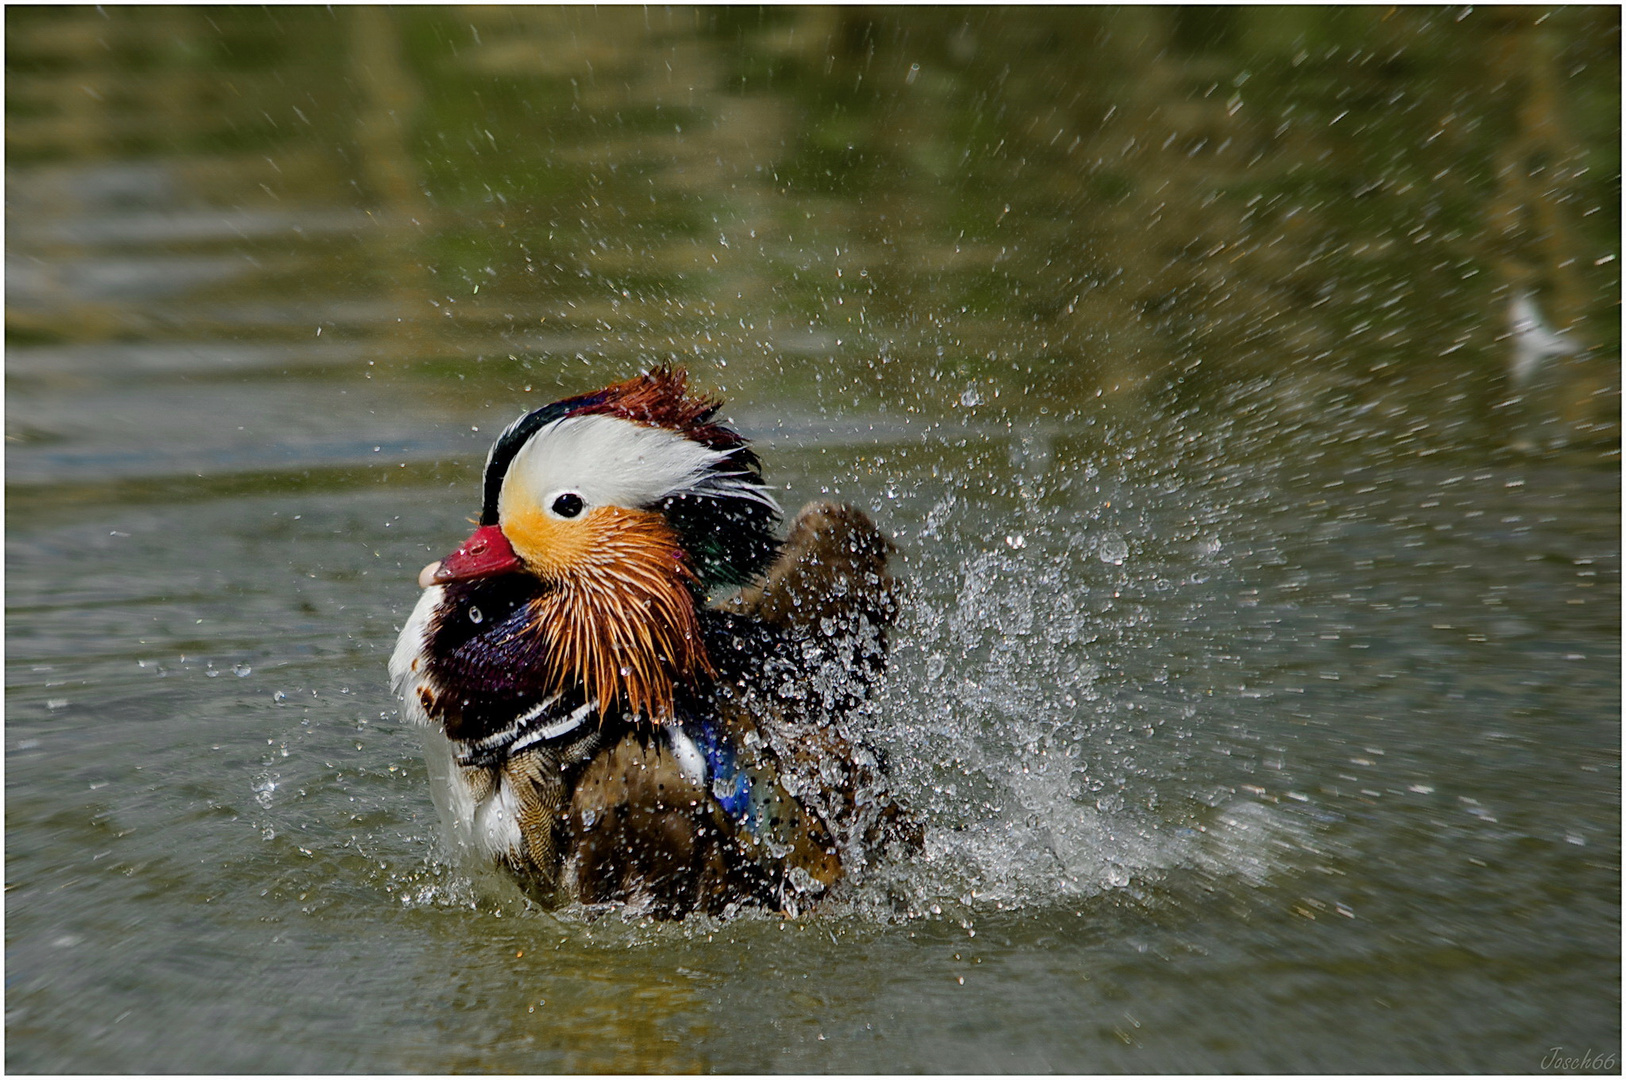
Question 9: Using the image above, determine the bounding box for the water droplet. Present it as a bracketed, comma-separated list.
[468, 606, 483, 625]
[1097, 533, 1128, 565]
[233, 663, 252, 678]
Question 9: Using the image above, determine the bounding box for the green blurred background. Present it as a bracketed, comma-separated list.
[8, 5, 1619, 437]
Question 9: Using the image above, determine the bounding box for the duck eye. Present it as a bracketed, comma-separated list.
[550, 492, 585, 518]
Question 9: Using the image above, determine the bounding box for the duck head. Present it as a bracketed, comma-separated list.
[418, 368, 780, 722]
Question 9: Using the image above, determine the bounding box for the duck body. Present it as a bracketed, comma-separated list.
[390, 370, 913, 916]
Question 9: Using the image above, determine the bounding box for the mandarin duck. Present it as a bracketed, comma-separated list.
[390, 368, 916, 917]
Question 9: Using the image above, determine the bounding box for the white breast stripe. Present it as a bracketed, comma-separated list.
[466, 693, 563, 753]
[507, 698, 597, 755]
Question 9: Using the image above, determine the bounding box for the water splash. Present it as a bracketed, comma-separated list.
[849, 412, 1320, 917]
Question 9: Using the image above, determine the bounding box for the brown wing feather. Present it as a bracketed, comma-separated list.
[558, 733, 790, 915]
[720, 501, 920, 872]
[724, 501, 900, 635]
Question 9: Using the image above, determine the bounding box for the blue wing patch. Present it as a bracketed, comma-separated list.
[687, 719, 754, 823]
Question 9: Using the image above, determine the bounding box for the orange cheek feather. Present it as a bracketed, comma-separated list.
[500, 500, 711, 721]
[500, 494, 598, 581]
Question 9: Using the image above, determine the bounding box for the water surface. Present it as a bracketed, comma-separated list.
[6, 7, 1620, 1072]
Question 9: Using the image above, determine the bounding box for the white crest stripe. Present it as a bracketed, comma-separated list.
[501, 413, 773, 516]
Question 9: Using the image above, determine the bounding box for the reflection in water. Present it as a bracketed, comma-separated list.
[5, 6, 1619, 1074]
[349, 5, 439, 364]
[8, 7, 1616, 434]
